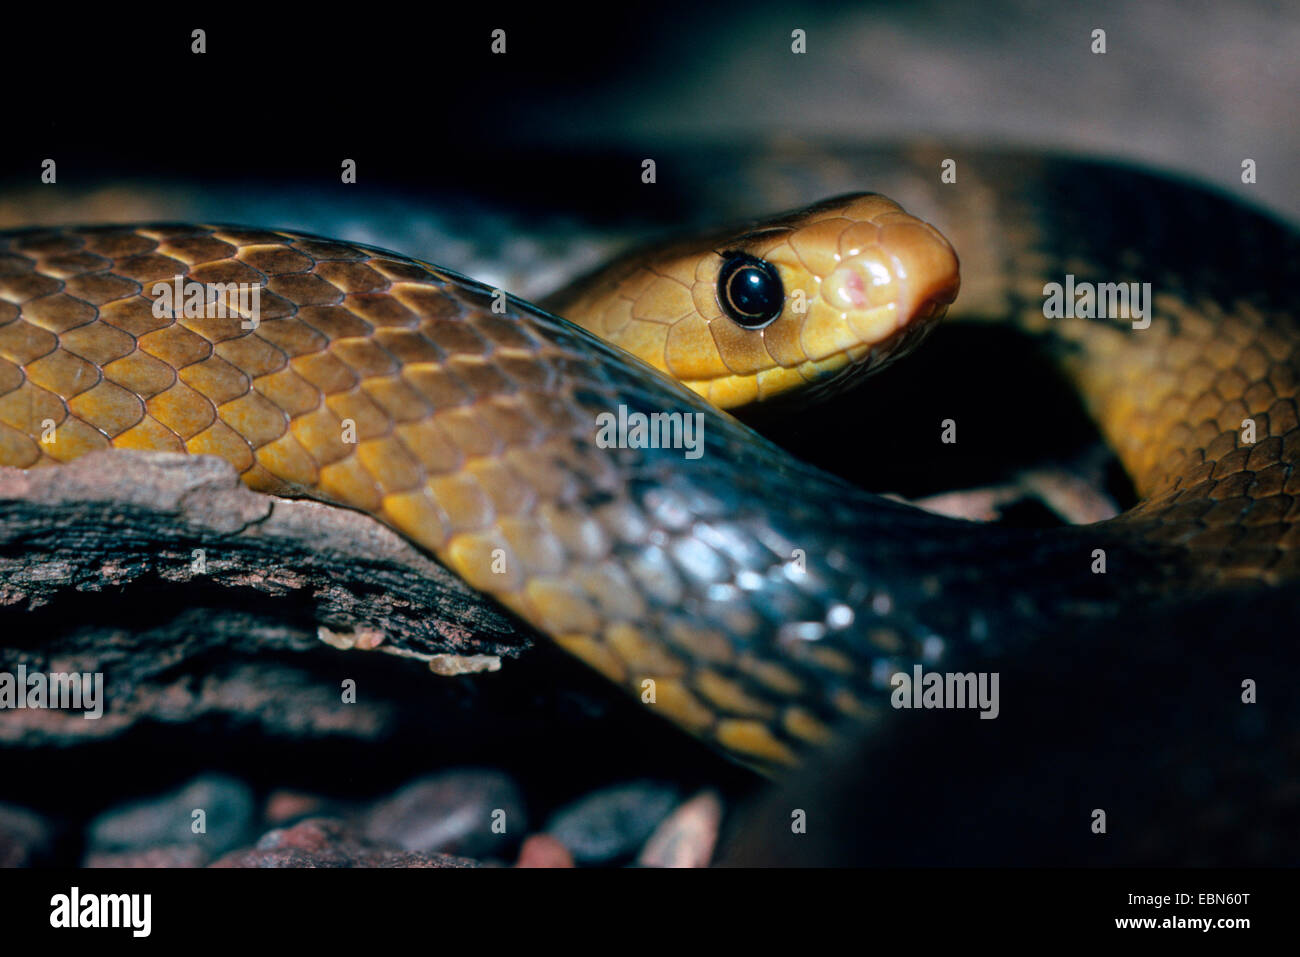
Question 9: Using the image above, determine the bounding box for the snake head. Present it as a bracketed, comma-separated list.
[550, 192, 960, 409]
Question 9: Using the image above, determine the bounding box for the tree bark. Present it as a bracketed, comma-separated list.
[0, 449, 531, 744]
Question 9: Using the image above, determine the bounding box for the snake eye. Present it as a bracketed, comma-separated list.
[717, 253, 783, 329]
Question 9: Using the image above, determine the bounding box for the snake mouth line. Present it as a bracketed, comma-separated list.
[683, 301, 947, 405]
[802, 303, 948, 398]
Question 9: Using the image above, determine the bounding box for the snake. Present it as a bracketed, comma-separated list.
[1, 149, 1298, 774]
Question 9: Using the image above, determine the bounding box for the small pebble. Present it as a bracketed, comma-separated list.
[0, 802, 53, 867]
[213, 818, 479, 868]
[84, 845, 208, 868]
[264, 789, 336, 826]
[637, 791, 723, 868]
[545, 780, 679, 865]
[362, 769, 525, 858]
[87, 774, 256, 862]
[515, 834, 574, 868]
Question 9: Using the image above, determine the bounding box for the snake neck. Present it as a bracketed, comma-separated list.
[899, 155, 1300, 586]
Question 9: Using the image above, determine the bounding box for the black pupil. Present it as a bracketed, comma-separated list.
[718, 254, 783, 328]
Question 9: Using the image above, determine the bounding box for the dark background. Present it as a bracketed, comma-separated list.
[6, 1, 1298, 217]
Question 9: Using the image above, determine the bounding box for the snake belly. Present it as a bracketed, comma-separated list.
[0, 152, 1298, 772]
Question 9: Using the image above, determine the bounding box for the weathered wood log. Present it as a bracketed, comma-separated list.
[0, 449, 532, 744]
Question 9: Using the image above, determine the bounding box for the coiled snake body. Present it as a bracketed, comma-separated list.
[1, 151, 1297, 771]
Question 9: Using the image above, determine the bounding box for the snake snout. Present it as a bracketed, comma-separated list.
[889, 219, 961, 323]
[835, 219, 958, 332]
[806, 200, 959, 370]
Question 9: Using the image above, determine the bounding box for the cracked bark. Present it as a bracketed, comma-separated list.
[0, 449, 534, 745]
